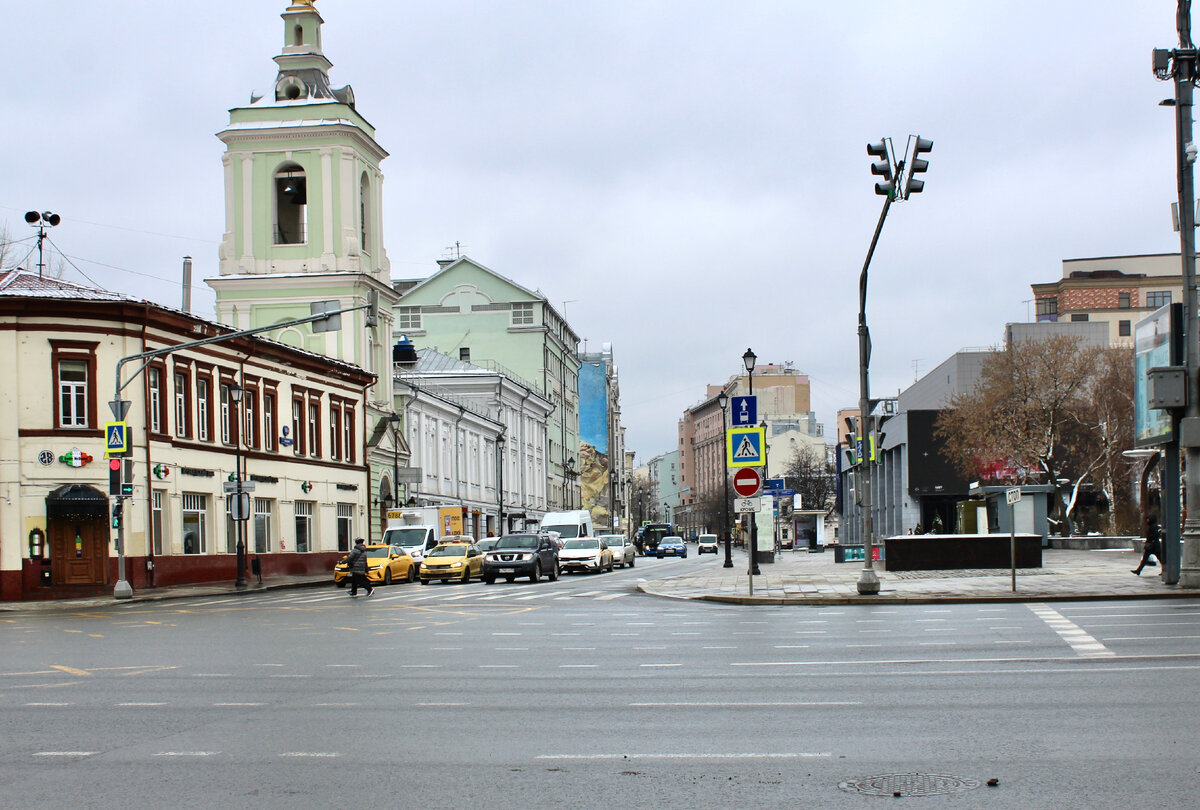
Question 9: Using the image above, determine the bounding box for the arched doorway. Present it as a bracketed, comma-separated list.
[44, 484, 109, 586]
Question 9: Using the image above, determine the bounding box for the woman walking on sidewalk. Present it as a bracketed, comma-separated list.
[1133, 519, 1162, 576]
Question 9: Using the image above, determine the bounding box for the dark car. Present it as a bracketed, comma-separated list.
[483, 533, 559, 583]
[657, 536, 687, 559]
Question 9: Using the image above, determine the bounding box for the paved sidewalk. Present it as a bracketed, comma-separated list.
[636, 546, 1198, 605]
[3, 547, 1194, 613]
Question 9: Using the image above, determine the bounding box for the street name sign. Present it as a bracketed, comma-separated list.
[733, 468, 762, 498]
[727, 426, 766, 467]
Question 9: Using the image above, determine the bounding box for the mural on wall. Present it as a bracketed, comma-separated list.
[579, 361, 610, 528]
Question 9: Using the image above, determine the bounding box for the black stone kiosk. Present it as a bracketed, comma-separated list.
[883, 533, 1042, 572]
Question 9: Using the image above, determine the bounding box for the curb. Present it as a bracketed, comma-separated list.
[637, 583, 1195, 606]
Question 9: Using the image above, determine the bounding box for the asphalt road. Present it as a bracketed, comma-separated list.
[2, 551, 1198, 808]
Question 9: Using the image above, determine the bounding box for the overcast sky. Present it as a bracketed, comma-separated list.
[0, 1, 1185, 462]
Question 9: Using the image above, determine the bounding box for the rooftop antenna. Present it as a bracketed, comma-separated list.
[442, 241, 467, 259]
[912, 359, 922, 382]
[24, 210, 61, 279]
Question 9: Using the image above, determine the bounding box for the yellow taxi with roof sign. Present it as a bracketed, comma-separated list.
[418, 537, 485, 584]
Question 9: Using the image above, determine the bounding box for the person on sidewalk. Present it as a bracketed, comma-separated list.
[1133, 519, 1162, 576]
[346, 538, 374, 597]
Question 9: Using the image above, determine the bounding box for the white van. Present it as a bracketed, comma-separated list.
[538, 510, 594, 541]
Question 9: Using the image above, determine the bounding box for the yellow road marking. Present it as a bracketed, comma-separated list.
[50, 664, 91, 677]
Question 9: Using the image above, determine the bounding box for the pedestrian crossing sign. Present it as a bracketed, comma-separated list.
[726, 426, 765, 468]
[105, 421, 128, 455]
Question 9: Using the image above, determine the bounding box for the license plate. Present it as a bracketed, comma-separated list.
[499, 567, 515, 573]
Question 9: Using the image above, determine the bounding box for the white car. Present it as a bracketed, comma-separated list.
[697, 533, 720, 554]
[598, 534, 635, 568]
[559, 538, 614, 574]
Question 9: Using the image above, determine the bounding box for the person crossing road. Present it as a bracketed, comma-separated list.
[345, 538, 374, 597]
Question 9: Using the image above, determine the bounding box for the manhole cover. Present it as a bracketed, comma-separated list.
[838, 773, 981, 797]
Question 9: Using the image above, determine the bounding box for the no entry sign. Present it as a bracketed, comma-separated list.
[733, 467, 762, 498]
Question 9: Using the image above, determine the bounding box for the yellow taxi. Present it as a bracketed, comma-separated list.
[419, 538, 485, 584]
[333, 544, 417, 587]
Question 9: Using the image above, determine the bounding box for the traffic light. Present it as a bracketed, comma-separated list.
[905, 136, 932, 196]
[867, 141, 894, 197]
[109, 458, 122, 496]
[122, 459, 134, 496]
[112, 501, 122, 530]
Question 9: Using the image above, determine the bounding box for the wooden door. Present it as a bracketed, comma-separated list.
[49, 519, 109, 586]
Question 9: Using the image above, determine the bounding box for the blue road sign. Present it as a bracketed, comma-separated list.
[727, 427, 765, 467]
[730, 396, 757, 426]
[764, 478, 784, 491]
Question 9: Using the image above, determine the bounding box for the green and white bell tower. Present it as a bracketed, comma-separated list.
[209, 1, 406, 531]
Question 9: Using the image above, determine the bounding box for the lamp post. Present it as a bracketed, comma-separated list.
[761, 418, 778, 558]
[229, 383, 247, 588]
[742, 348, 760, 576]
[387, 414, 402, 536]
[497, 432, 506, 536]
[718, 391, 733, 568]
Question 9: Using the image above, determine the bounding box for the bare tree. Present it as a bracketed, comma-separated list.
[936, 336, 1134, 535]
[781, 444, 835, 513]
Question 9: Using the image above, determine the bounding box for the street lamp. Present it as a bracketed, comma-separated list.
[387, 414, 401, 537]
[718, 390, 733, 568]
[229, 383, 247, 588]
[496, 432, 506, 536]
[742, 348, 760, 576]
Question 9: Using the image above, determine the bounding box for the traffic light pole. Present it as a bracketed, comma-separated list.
[855, 194, 892, 595]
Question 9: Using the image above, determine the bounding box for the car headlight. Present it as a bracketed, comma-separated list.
[450, 561, 463, 568]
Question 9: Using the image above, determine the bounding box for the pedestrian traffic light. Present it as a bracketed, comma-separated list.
[109, 458, 122, 496]
[905, 136, 932, 197]
[867, 141, 894, 197]
[112, 501, 122, 530]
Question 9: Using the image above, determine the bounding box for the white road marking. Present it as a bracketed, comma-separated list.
[34, 752, 96, 757]
[25, 702, 72, 707]
[595, 593, 627, 601]
[1028, 603, 1115, 657]
[281, 752, 340, 758]
[640, 663, 681, 668]
[538, 752, 831, 760]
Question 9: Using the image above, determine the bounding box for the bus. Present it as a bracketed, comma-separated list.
[639, 522, 675, 556]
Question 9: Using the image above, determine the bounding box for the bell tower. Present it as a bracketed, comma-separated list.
[209, 0, 396, 406]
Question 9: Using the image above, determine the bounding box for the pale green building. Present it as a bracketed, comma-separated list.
[394, 257, 582, 511]
[207, 1, 405, 538]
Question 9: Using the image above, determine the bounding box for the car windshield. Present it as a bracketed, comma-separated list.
[364, 547, 393, 558]
[562, 539, 599, 550]
[428, 544, 467, 557]
[495, 535, 538, 549]
[664, 537, 683, 544]
[542, 525, 579, 538]
[477, 539, 499, 551]
[385, 527, 429, 547]
[600, 536, 625, 545]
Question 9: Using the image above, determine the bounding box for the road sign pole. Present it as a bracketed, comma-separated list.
[113, 494, 132, 599]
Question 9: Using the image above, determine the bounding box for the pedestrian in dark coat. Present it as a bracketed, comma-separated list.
[346, 538, 374, 597]
[1133, 520, 1162, 576]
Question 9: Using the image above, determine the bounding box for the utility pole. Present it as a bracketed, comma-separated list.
[1156, 2, 1200, 586]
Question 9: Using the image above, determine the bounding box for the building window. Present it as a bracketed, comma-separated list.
[274, 163, 307, 245]
[174, 370, 191, 438]
[459, 347, 471, 362]
[225, 498, 239, 555]
[359, 171, 371, 252]
[197, 377, 211, 442]
[309, 401, 320, 458]
[244, 385, 258, 450]
[343, 407, 354, 464]
[182, 493, 208, 555]
[220, 383, 234, 445]
[1118, 292, 1131, 309]
[152, 490, 164, 556]
[292, 397, 304, 456]
[254, 498, 272, 553]
[337, 503, 354, 552]
[263, 392, 276, 451]
[148, 365, 165, 435]
[397, 307, 421, 330]
[1035, 297, 1058, 323]
[1147, 291, 1172, 309]
[512, 302, 533, 325]
[1119, 320, 1132, 337]
[1070, 313, 1089, 322]
[295, 501, 313, 553]
[330, 402, 341, 461]
[57, 359, 89, 428]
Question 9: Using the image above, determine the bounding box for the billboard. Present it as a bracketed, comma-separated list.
[579, 360, 611, 528]
[1134, 302, 1182, 447]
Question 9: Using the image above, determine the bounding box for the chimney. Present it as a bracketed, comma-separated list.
[181, 256, 193, 313]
